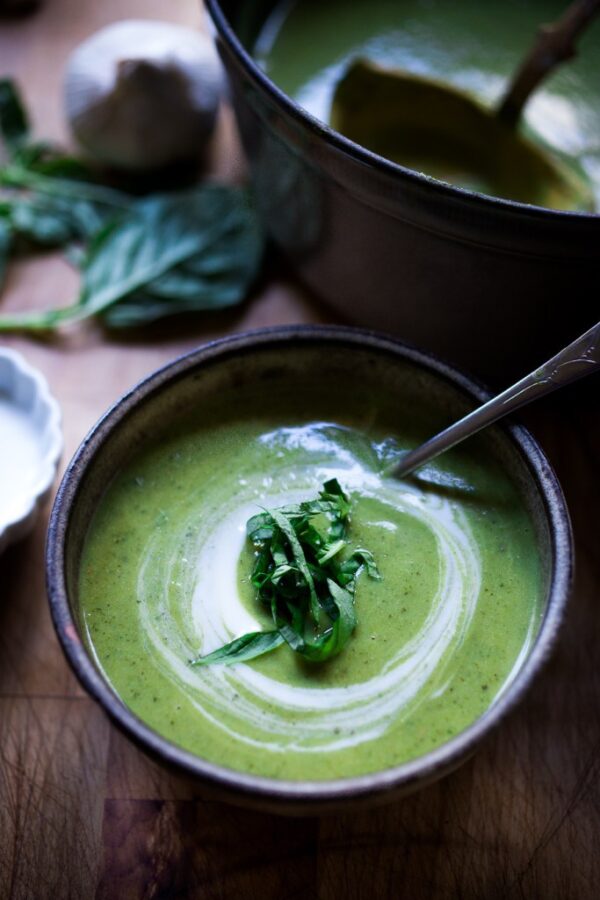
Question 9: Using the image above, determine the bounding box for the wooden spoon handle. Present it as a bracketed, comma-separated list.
[497, 0, 600, 127]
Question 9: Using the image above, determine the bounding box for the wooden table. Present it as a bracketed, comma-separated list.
[1, 2, 598, 897]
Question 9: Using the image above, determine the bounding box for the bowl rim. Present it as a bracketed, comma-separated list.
[46, 325, 573, 810]
[204, 0, 598, 223]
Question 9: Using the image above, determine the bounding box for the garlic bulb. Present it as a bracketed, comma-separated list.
[64, 20, 224, 171]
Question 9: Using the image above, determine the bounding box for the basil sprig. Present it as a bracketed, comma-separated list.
[0, 78, 264, 329]
[191, 479, 381, 667]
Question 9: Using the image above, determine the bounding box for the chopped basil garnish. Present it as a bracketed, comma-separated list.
[191, 479, 381, 667]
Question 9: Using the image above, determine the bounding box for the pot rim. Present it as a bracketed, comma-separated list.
[205, 0, 598, 224]
[46, 325, 573, 810]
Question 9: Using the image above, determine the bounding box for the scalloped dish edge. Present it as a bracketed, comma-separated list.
[0, 348, 63, 554]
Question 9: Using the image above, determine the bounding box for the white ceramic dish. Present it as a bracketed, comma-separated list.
[0, 348, 62, 554]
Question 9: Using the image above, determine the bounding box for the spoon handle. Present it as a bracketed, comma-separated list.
[497, 0, 600, 127]
[390, 321, 600, 479]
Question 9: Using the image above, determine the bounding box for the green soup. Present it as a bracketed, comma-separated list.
[79, 378, 542, 780]
[255, 0, 600, 208]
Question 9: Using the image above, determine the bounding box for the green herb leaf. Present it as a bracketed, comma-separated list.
[0, 217, 12, 291]
[76, 198, 205, 318]
[190, 630, 284, 666]
[100, 186, 264, 327]
[5, 193, 113, 246]
[0, 184, 264, 332]
[0, 80, 264, 334]
[269, 507, 321, 624]
[193, 480, 382, 668]
[0, 79, 29, 156]
[17, 150, 94, 181]
[0, 164, 131, 209]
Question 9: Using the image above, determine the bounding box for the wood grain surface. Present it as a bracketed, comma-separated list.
[1, 2, 598, 898]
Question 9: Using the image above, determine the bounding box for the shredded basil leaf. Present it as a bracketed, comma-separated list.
[192, 479, 382, 667]
[190, 631, 284, 666]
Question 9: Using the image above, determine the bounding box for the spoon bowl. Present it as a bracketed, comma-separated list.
[332, 59, 594, 211]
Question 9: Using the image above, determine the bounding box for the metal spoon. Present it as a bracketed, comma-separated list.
[389, 322, 600, 480]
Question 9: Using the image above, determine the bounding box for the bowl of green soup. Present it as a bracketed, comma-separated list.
[205, 0, 600, 381]
[47, 327, 571, 813]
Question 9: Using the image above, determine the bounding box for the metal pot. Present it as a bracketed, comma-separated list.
[206, 0, 599, 383]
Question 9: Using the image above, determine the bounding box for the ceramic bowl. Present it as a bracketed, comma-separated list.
[205, 0, 599, 382]
[0, 348, 62, 554]
[46, 327, 571, 814]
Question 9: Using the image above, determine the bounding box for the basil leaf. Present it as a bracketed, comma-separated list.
[10, 198, 74, 245]
[277, 579, 356, 662]
[21, 152, 94, 181]
[75, 200, 206, 318]
[247, 512, 275, 542]
[0, 79, 29, 156]
[352, 548, 382, 580]
[0, 83, 259, 334]
[0, 185, 257, 331]
[270, 508, 321, 624]
[317, 538, 346, 565]
[190, 630, 284, 666]
[3, 184, 262, 330]
[336, 548, 382, 585]
[100, 187, 264, 327]
[0, 217, 11, 290]
[0, 190, 114, 249]
[322, 477, 345, 498]
[195, 480, 381, 667]
[12, 195, 111, 245]
[0, 165, 131, 209]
